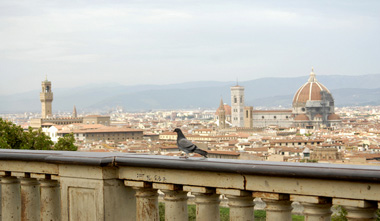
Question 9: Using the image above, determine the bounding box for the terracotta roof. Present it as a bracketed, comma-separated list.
[70, 127, 143, 134]
[245, 147, 268, 152]
[328, 114, 341, 120]
[194, 129, 212, 132]
[77, 124, 104, 129]
[160, 132, 176, 135]
[215, 104, 232, 116]
[270, 139, 322, 143]
[278, 147, 303, 153]
[159, 146, 178, 149]
[41, 122, 54, 126]
[208, 151, 240, 156]
[294, 114, 310, 121]
[238, 142, 251, 146]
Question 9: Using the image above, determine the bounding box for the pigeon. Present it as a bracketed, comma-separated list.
[173, 128, 208, 158]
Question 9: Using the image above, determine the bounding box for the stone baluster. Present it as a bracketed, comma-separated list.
[20, 173, 41, 221]
[125, 181, 159, 221]
[37, 174, 61, 221]
[218, 189, 254, 221]
[291, 195, 332, 221]
[333, 198, 378, 221]
[154, 183, 188, 221]
[254, 192, 292, 221]
[184, 186, 220, 221]
[1, 171, 21, 221]
[0, 174, 1, 221]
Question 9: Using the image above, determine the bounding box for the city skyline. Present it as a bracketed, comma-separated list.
[1, 0, 379, 95]
[2, 73, 380, 113]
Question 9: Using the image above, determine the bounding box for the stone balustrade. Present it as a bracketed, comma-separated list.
[0, 149, 379, 220]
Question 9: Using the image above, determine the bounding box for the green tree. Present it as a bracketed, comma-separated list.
[0, 136, 11, 149]
[22, 127, 54, 150]
[54, 133, 77, 151]
[0, 118, 76, 151]
[0, 118, 25, 149]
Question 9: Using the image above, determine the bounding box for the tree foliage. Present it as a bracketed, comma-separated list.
[54, 133, 77, 151]
[0, 118, 76, 151]
[23, 127, 54, 150]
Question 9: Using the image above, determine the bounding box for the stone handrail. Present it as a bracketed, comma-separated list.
[0, 149, 379, 220]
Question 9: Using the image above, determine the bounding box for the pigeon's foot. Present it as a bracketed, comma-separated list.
[179, 156, 189, 159]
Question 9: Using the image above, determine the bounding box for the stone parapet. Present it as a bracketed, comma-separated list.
[0, 149, 379, 220]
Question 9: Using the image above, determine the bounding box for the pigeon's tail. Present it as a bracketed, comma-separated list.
[194, 148, 208, 158]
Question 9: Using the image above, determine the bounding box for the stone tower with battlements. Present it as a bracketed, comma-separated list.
[40, 78, 53, 118]
[231, 84, 245, 127]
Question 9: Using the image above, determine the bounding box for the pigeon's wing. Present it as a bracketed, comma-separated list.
[178, 138, 194, 148]
[178, 138, 196, 152]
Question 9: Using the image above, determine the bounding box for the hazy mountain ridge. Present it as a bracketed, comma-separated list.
[1, 74, 380, 113]
[249, 88, 380, 108]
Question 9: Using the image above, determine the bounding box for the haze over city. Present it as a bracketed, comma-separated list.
[1, 0, 380, 95]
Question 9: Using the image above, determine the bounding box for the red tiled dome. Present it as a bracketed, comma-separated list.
[293, 70, 331, 106]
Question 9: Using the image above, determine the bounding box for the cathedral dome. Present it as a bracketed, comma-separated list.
[293, 69, 331, 107]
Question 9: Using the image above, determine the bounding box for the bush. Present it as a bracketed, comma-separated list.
[331, 205, 347, 221]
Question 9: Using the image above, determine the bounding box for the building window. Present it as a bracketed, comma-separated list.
[240, 96, 243, 103]
[274, 116, 277, 119]
[234, 97, 237, 103]
[262, 116, 264, 119]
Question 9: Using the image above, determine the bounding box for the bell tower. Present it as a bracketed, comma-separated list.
[218, 98, 226, 129]
[231, 84, 245, 127]
[40, 77, 53, 118]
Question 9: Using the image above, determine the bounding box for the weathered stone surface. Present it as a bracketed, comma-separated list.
[0, 150, 379, 220]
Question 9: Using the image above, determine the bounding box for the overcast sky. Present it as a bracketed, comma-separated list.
[0, 0, 379, 95]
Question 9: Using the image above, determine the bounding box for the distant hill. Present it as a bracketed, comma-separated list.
[249, 87, 380, 108]
[1, 74, 380, 113]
